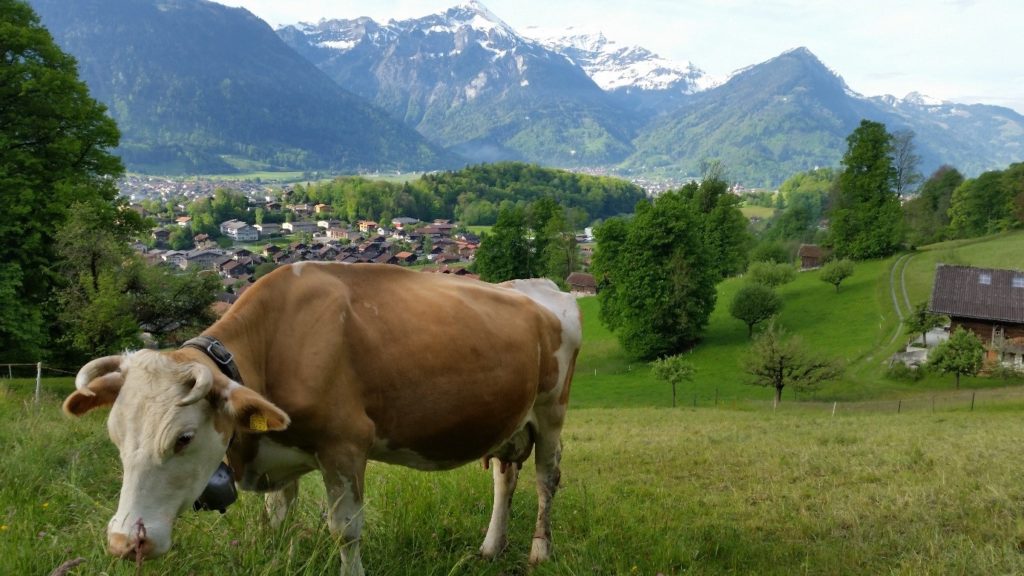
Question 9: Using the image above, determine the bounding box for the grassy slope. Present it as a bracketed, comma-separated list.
[573, 231, 1024, 409]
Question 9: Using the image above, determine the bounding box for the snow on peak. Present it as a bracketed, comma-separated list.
[903, 92, 946, 107]
[526, 26, 712, 93]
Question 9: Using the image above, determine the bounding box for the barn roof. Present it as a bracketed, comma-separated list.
[566, 272, 597, 288]
[930, 264, 1024, 324]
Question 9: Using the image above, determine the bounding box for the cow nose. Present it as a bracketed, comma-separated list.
[108, 531, 157, 559]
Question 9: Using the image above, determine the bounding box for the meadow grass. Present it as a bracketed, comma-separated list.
[5, 385, 1024, 575]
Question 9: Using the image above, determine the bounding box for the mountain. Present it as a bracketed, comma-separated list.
[626, 48, 1024, 186]
[867, 93, 1024, 178]
[27, 0, 458, 174]
[527, 28, 717, 116]
[277, 1, 636, 166]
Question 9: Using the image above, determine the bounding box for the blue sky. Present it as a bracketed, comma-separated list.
[219, 0, 1024, 114]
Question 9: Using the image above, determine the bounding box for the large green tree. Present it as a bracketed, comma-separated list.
[1, 0, 125, 360]
[677, 174, 751, 279]
[902, 165, 964, 246]
[592, 192, 718, 360]
[948, 165, 1020, 238]
[474, 206, 532, 282]
[829, 120, 902, 259]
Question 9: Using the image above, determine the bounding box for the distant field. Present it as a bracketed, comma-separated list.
[573, 232, 1024, 408]
[5, 386, 1024, 575]
[740, 205, 775, 219]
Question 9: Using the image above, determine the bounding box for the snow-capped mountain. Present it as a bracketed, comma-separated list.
[278, 1, 637, 165]
[527, 27, 717, 94]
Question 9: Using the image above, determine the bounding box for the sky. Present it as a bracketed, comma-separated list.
[217, 0, 1024, 115]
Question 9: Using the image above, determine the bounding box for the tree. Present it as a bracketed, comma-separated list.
[904, 302, 945, 347]
[746, 262, 796, 288]
[819, 259, 855, 292]
[131, 264, 221, 345]
[730, 284, 782, 337]
[677, 173, 751, 279]
[593, 192, 718, 360]
[928, 326, 984, 389]
[891, 129, 923, 198]
[743, 322, 841, 407]
[902, 166, 964, 246]
[474, 205, 532, 282]
[1, 0, 124, 360]
[829, 120, 902, 259]
[651, 355, 696, 407]
[948, 170, 1014, 238]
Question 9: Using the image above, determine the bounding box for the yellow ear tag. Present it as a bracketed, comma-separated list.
[249, 413, 268, 432]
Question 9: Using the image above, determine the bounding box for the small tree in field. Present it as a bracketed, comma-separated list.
[820, 259, 855, 292]
[928, 326, 984, 389]
[746, 261, 796, 288]
[744, 322, 841, 407]
[651, 355, 696, 407]
[730, 283, 782, 337]
[904, 302, 945, 347]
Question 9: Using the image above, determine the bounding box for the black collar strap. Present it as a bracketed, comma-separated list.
[181, 335, 243, 384]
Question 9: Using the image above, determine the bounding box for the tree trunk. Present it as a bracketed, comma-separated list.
[748, 323, 754, 338]
[672, 383, 676, 408]
[922, 331, 927, 347]
[774, 385, 783, 407]
[955, 372, 960, 389]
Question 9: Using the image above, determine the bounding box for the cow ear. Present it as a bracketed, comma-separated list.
[63, 372, 124, 416]
[223, 385, 290, 433]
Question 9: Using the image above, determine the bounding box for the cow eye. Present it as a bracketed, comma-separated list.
[174, 432, 195, 454]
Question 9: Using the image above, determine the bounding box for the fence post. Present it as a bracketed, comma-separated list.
[832, 401, 837, 417]
[897, 399, 902, 414]
[35, 362, 42, 404]
[931, 396, 935, 413]
[715, 387, 719, 406]
[971, 392, 976, 411]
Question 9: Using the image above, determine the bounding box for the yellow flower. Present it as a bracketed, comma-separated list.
[0, 525, 8, 531]
[42, 503, 49, 509]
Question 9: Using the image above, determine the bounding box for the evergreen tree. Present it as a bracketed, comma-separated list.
[1, 0, 125, 360]
[592, 192, 718, 360]
[829, 120, 902, 259]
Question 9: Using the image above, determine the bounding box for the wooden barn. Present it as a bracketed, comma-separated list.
[798, 244, 825, 270]
[929, 264, 1024, 370]
[566, 272, 598, 296]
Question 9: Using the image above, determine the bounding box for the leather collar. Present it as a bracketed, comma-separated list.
[181, 335, 243, 384]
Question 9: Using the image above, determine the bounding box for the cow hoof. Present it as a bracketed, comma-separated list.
[479, 539, 506, 560]
[528, 537, 551, 565]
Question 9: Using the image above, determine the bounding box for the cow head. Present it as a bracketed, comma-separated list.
[63, 350, 289, 560]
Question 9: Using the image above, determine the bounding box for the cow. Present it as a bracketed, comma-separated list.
[63, 262, 582, 575]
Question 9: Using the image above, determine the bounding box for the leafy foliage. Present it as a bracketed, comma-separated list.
[675, 174, 752, 279]
[730, 284, 782, 337]
[592, 192, 718, 360]
[743, 321, 841, 406]
[829, 120, 903, 259]
[928, 326, 985, 389]
[0, 0, 124, 361]
[650, 355, 696, 407]
[296, 163, 645, 226]
[903, 302, 945, 347]
[948, 163, 1023, 238]
[902, 166, 964, 246]
[819, 259, 855, 292]
[746, 262, 797, 288]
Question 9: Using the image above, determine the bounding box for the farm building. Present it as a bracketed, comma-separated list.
[798, 244, 825, 269]
[566, 272, 598, 296]
[929, 264, 1024, 370]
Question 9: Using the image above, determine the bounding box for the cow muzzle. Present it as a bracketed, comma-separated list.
[193, 462, 237, 513]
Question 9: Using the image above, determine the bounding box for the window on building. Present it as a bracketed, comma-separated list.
[979, 273, 992, 285]
[1013, 276, 1024, 288]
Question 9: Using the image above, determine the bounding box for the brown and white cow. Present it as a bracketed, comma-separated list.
[63, 262, 581, 575]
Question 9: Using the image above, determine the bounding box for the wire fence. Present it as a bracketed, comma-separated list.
[0, 363, 78, 403]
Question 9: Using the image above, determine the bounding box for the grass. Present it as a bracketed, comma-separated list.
[573, 231, 1024, 409]
[6, 384, 1024, 575]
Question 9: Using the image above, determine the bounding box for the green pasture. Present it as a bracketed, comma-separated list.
[739, 205, 774, 220]
[5, 384, 1024, 575]
[4, 231, 1024, 574]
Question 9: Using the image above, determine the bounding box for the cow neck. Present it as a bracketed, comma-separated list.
[181, 335, 243, 385]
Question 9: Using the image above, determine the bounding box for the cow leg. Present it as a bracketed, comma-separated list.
[530, 407, 566, 564]
[480, 458, 519, 558]
[264, 480, 298, 529]
[321, 462, 367, 576]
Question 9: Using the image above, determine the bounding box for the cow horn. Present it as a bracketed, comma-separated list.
[178, 363, 214, 406]
[75, 355, 124, 396]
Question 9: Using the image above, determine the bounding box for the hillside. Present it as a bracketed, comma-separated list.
[28, 0, 458, 174]
[572, 231, 1024, 408]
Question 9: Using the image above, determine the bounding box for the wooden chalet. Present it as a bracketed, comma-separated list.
[798, 244, 825, 270]
[930, 264, 1024, 369]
